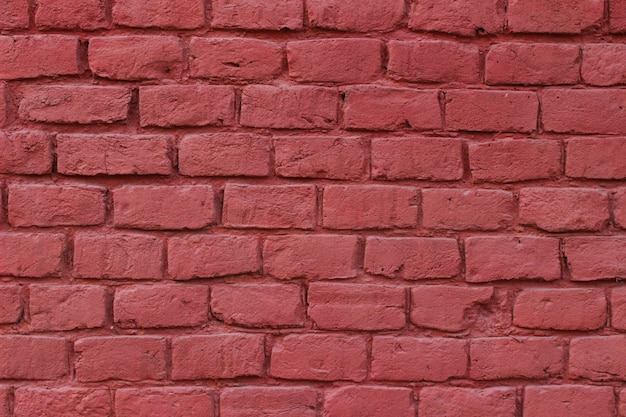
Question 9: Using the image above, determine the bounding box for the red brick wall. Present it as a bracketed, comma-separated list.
[1, 0, 626, 416]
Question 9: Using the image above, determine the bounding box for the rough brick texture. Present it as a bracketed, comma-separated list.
[3, 2, 623, 415]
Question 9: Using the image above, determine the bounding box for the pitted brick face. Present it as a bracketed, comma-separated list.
[1, 1, 624, 416]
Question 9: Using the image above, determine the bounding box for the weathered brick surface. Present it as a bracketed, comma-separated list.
[3, 2, 622, 413]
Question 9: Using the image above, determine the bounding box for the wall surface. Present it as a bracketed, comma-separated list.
[1, 0, 626, 415]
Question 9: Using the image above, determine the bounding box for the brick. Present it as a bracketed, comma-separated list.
[508, 0, 603, 33]
[307, 0, 404, 31]
[89, 36, 183, 80]
[223, 184, 316, 229]
[275, 136, 367, 180]
[371, 337, 467, 381]
[519, 188, 609, 232]
[0, 233, 65, 277]
[621, 389, 626, 417]
[0, 36, 79, 79]
[74, 232, 163, 280]
[524, 385, 614, 417]
[564, 237, 626, 281]
[270, 334, 367, 381]
[0, 131, 52, 175]
[371, 137, 463, 181]
[514, 289, 606, 331]
[617, 189, 626, 229]
[365, 237, 461, 279]
[116, 388, 213, 417]
[324, 386, 414, 417]
[168, 235, 259, 280]
[19, 86, 131, 124]
[611, 0, 626, 32]
[0, 285, 21, 324]
[115, 284, 208, 328]
[14, 388, 111, 417]
[422, 189, 514, 231]
[74, 336, 166, 382]
[211, 284, 304, 327]
[308, 282, 405, 330]
[0, 387, 7, 417]
[410, 286, 494, 332]
[465, 236, 561, 282]
[566, 137, 626, 179]
[0, 83, 5, 127]
[419, 387, 516, 417]
[0, 336, 67, 379]
[570, 336, 626, 380]
[287, 39, 382, 83]
[179, 134, 270, 177]
[469, 139, 562, 182]
[30, 285, 106, 331]
[140, 85, 234, 127]
[57, 134, 172, 176]
[221, 387, 316, 417]
[583, 44, 626, 86]
[615, 287, 626, 330]
[0, 0, 28, 29]
[36, 0, 107, 29]
[470, 337, 563, 379]
[343, 86, 441, 131]
[241, 85, 337, 129]
[388, 40, 480, 83]
[263, 235, 358, 279]
[113, 0, 204, 28]
[486, 43, 580, 85]
[446, 90, 538, 132]
[409, 0, 503, 36]
[189, 37, 282, 81]
[172, 334, 264, 379]
[543, 89, 626, 134]
[8, 184, 105, 227]
[212, 0, 303, 30]
[323, 185, 418, 229]
[113, 185, 214, 230]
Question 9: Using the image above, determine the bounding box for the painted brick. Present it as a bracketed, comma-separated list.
[410, 286, 494, 332]
[323, 185, 418, 229]
[89, 36, 183, 80]
[566, 137, 626, 179]
[140, 85, 235, 127]
[371, 137, 463, 181]
[486, 43, 580, 85]
[274, 136, 367, 180]
[611, 0, 626, 32]
[220, 387, 316, 417]
[8, 184, 106, 227]
[324, 386, 414, 417]
[0, 233, 65, 277]
[74, 336, 167, 382]
[616, 188, 626, 229]
[168, 235, 259, 279]
[223, 184, 316, 229]
[524, 385, 614, 417]
[388, 40, 480, 83]
[189, 37, 282, 81]
[114, 284, 208, 328]
[0, 0, 28, 29]
[371, 337, 467, 381]
[564, 237, 626, 281]
[241, 85, 337, 129]
[263, 234, 359, 279]
[514, 289, 607, 330]
[308, 282, 405, 330]
[113, 185, 215, 230]
[74, 232, 163, 280]
[0, 131, 52, 175]
[0, 36, 79, 79]
[612, 287, 626, 330]
[36, 0, 107, 29]
[172, 334, 264, 379]
[470, 337, 564, 379]
[14, 388, 111, 417]
[343, 86, 441, 131]
[0, 285, 21, 324]
[212, 0, 303, 30]
[210, 283, 305, 327]
[113, 0, 205, 28]
[0, 336, 67, 379]
[307, 0, 404, 32]
[365, 237, 461, 279]
[569, 336, 626, 380]
[508, 0, 604, 33]
[583, 44, 626, 86]
[465, 236, 561, 282]
[287, 39, 382, 83]
[419, 387, 516, 417]
[30, 285, 107, 331]
[56, 134, 172, 176]
[409, 0, 504, 36]
[179, 134, 271, 177]
[116, 388, 213, 417]
[270, 334, 367, 381]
